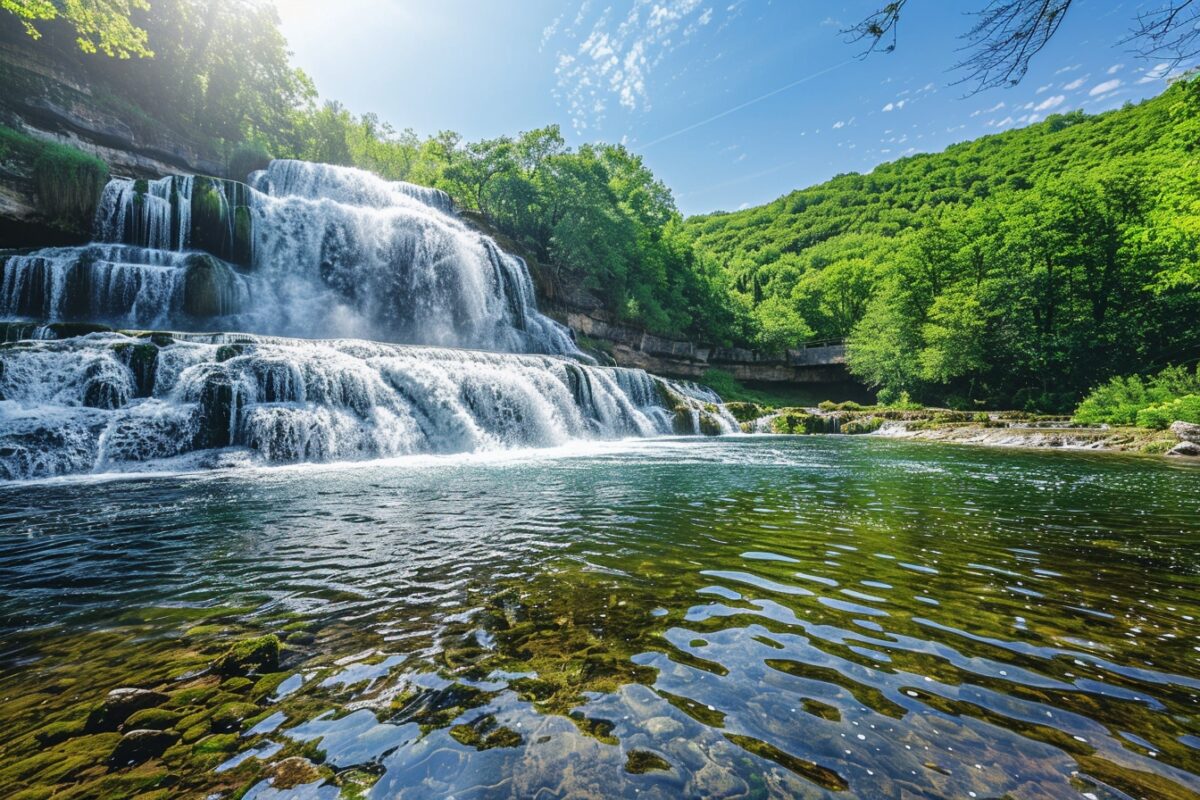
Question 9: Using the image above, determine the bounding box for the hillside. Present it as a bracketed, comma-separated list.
[685, 82, 1200, 411]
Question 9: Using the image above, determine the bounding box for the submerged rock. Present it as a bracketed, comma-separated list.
[212, 635, 281, 676]
[86, 687, 169, 732]
[108, 728, 177, 767]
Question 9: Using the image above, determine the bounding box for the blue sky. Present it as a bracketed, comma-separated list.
[277, 1, 1192, 216]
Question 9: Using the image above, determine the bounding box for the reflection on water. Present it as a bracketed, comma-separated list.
[1, 437, 1198, 798]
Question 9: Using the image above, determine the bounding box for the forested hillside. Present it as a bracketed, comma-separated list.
[686, 83, 1200, 411]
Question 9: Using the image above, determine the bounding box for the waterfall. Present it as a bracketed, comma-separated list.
[0, 159, 736, 479]
[0, 332, 726, 480]
[1, 161, 577, 355]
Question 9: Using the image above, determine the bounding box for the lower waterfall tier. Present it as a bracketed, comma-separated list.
[0, 327, 737, 480]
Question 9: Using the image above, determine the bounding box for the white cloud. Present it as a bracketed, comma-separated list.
[547, 0, 718, 131]
[1063, 77, 1086, 90]
[1089, 78, 1122, 96]
[1035, 94, 1066, 111]
[832, 120, 845, 129]
[1107, 63, 1124, 75]
[1055, 63, 1082, 74]
[1138, 63, 1170, 84]
[1036, 83, 1053, 94]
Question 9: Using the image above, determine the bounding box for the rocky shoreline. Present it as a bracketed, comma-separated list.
[730, 402, 1200, 459]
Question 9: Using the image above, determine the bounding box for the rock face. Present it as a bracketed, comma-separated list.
[561, 307, 852, 385]
[1170, 420, 1200, 444]
[0, 41, 222, 247]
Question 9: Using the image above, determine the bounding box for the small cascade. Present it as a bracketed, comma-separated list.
[0, 331, 725, 480]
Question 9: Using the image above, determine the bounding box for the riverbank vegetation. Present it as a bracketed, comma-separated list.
[2, 2, 1197, 415]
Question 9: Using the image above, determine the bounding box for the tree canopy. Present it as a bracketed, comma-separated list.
[686, 79, 1200, 411]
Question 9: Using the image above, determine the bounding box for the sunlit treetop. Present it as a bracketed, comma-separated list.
[2, 0, 152, 58]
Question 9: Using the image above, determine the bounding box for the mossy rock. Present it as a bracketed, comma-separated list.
[108, 729, 178, 768]
[191, 732, 239, 755]
[32, 719, 85, 747]
[122, 707, 183, 732]
[212, 635, 280, 677]
[211, 701, 259, 732]
[220, 676, 253, 693]
[249, 671, 291, 699]
[112, 342, 159, 397]
[625, 749, 671, 774]
[697, 413, 723, 436]
[722, 401, 764, 423]
[181, 254, 242, 318]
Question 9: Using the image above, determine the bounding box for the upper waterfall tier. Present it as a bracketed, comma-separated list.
[2, 161, 578, 356]
[0, 329, 735, 480]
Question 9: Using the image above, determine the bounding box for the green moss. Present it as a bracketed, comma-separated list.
[192, 732, 239, 755]
[722, 401, 764, 423]
[182, 253, 241, 318]
[625, 750, 671, 774]
[220, 677, 253, 693]
[212, 635, 280, 677]
[249, 672, 290, 700]
[123, 707, 183, 731]
[32, 719, 85, 747]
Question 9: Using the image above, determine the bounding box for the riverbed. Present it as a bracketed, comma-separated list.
[1, 436, 1197, 798]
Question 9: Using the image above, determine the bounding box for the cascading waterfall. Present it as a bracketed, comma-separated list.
[1, 161, 577, 354]
[0, 331, 733, 480]
[0, 159, 736, 479]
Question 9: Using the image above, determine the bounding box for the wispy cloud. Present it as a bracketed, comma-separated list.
[547, 0, 718, 132]
[1107, 63, 1124, 75]
[1035, 94, 1066, 111]
[1138, 63, 1170, 84]
[1062, 77, 1086, 90]
[1089, 78, 1122, 96]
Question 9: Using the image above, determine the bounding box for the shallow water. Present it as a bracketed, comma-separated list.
[1, 436, 1199, 798]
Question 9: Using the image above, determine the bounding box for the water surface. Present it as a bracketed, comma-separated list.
[2, 436, 1198, 798]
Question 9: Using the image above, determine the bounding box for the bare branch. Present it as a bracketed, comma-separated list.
[952, 1, 1074, 93]
[842, 1, 908, 57]
[1127, 0, 1200, 69]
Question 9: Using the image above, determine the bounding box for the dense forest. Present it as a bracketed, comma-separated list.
[2, 0, 1198, 414]
[686, 84, 1200, 411]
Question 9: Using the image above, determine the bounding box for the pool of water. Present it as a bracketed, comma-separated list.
[1, 436, 1198, 798]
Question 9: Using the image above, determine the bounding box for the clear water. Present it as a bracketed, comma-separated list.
[1, 436, 1198, 798]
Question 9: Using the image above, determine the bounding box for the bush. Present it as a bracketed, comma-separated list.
[1074, 365, 1200, 426]
[1135, 394, 1200, 429]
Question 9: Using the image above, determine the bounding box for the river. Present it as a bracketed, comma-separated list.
[1, 435, 1197, 798]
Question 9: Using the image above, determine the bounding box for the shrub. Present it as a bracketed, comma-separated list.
[1135, 394, 1200, 429]
[1074, 365, 1200, 426]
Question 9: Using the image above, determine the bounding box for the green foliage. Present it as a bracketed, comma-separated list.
[1136, 394, 1200, 429]
[687, 81, 1200, 411]
[0, 124, 108, 232]
[1074, 364, 1200, 426]
[3, 0, 152, 58]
